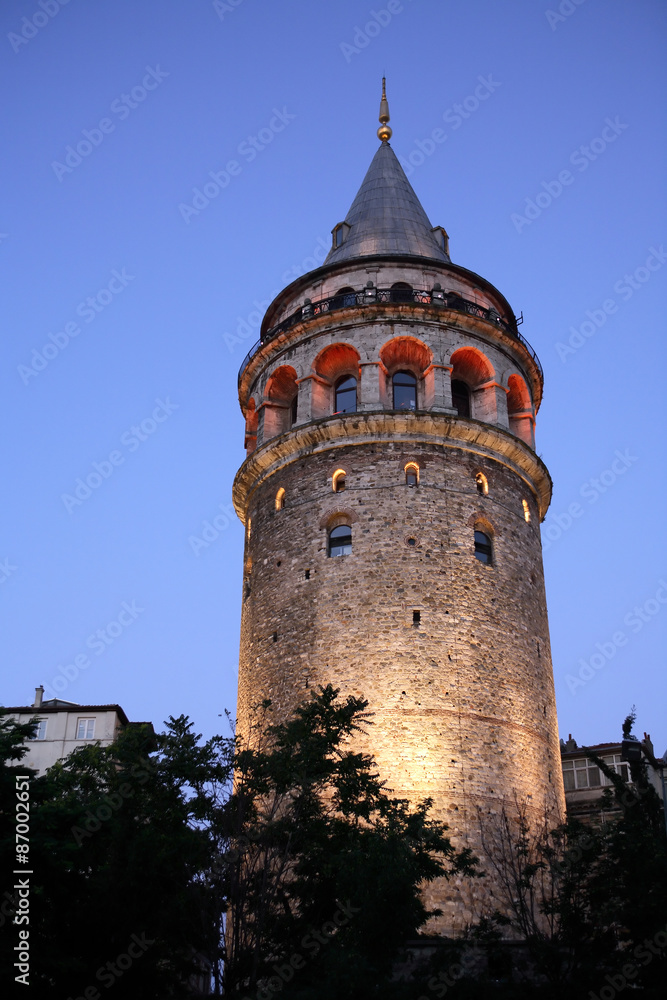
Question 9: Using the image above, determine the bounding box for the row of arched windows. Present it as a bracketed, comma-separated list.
[274, 468, 531, 519]
[249, 340, 535, 451]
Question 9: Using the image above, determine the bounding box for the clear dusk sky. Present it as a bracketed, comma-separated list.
[2, 0, 666, 752]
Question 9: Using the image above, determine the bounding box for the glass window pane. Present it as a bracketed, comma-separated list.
[452, 380, 471, 418]
[393, 373, 417, 410]
[329, 525, 352, 557]
[588, 766, 601, 787]
[474, 531, 492, 564]
[335, 376, 357, 414]
[563, 770, 575, 790]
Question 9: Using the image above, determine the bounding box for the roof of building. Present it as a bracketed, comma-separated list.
[323, 140, 450, 267]
[3, 702, 130, 726]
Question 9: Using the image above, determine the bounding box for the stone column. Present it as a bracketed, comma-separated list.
[359, 362, 381, 411]
[424, 364, 454, 412]
[473, 381, 509, 427]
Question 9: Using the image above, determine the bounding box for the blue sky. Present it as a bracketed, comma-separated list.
[2, 0, 666, 752]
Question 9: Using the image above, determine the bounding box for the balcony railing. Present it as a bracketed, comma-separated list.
[237, 286, 542, 386]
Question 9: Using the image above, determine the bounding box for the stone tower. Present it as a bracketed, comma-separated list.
[233, 83, 565, 932]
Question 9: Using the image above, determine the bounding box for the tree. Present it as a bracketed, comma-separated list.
[467, 711, 667, 998]
[221, 686, 479, 998]
[0, 711, 230, 999]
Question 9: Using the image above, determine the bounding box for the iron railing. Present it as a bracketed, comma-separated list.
[237, 287, 542, 386]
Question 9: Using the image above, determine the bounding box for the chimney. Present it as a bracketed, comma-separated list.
[33, 685, 44, 709]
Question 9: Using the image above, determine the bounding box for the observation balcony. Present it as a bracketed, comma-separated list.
[237, 286, 541, 388]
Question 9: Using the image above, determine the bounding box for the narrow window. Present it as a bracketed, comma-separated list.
[474, 530, 492, 565]
[272, 632, 278, 643]
[275, 488, 285, 511]
[522, 499, 531, 523]
[290, 394, 298, 427]
[405, 463, 419, 486]
[393, 371, 417, 410]
[412, 610, 421, 626]
[76, 718, 96, 740]
[305, 569, 310, 580]
[475, 473, 488, 495]
[332, 469, 347, 493]
[451, 380, 471, 418]
[29, 720, 47, 741]
[334, 375, 357, 413]
[328, 524, 352, 557]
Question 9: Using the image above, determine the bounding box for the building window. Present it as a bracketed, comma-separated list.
[290, 395, 298, 427]
[332, 469, 347, 493]
[333, 286, 356, 308]
[334, 375, 357, 413]
[451, 380, 471, 418]
[474, 530, 493, 565]
[393, 371, 417, 410]
[76, 719, 96, 740]
[328, 524, 352, 557]
[475, 473, 488, 495]
[522, 499, 531, 523]
[30, 720, 47, 741]
[562, 755, 630, 791]
[390, 281, 413, 303]
[275, 488, 285, 511]
[405, 462, 419, 486]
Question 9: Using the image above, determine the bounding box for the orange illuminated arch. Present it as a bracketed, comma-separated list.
[332, 469, 347, 493]
[313, 343, 360, 382]
[265, 365, 298, 405]
[450, 346, 494, 386]
[475, 472, 488, 495]
[507, 373, 532, 413]
[379, 336, 432, 375]
[275, 487, 286, 511]
[404, 462, 420, 486]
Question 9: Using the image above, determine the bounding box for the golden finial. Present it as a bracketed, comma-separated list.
[377, 77, 392, 143]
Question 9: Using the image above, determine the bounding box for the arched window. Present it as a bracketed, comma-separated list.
[328, 524, 352, 557]
[452, 380, 471, 418]
[475, 473, 488, 495]
[405, 462, 419, 486]
[334, 375, 357, 413]
[392, 371, 417, 410]
[390, 281, 413, 303]
[275, 488, 285, 511]
[332, 469, 346, 493]
[332, 286, 356, 308]
[522, 499, 531, 523]
[474, 530, 493, 565]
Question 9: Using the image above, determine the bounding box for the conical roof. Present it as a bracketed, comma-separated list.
[324, 141, 450, 266]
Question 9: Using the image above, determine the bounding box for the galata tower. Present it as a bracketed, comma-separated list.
[233, 81, 565, 932]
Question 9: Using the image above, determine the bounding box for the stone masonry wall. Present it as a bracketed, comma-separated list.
[237, 438, 565, 933]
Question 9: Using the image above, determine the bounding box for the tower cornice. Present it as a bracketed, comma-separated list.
[232, 411, 552, 523]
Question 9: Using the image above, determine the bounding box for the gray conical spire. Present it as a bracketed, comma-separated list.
[324, 141, 450, 265]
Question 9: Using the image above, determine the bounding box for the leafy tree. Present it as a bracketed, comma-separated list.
[221, 686, 479, 999]
[0, 711, 231, 999]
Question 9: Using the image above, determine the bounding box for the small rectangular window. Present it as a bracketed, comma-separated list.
[413, 610, 421, 626]
[76, 718, 95, 740]
[30, 720, 47, 741]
